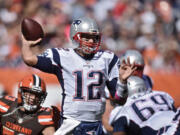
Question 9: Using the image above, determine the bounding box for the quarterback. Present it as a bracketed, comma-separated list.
[21, 17, 136, 135]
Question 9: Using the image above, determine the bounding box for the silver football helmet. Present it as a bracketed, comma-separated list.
[70, 17, 101, 54]
[120, 50, 144, 67]
[127, 76, 148, 97]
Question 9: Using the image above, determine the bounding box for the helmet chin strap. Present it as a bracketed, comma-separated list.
[81, 45, 94, 54]
[75, 48, 95, 60]
[22, 97, 38, 112]
[23, 103, 38, 112]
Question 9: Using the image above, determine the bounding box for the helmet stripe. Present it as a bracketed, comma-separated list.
[39, 76, 41, 87]
[33, 74, 41, 87]
[33, 74, 36, 86]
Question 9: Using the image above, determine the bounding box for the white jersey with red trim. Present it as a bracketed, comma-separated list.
[109, 91, 176, 134]
[157, 107, 180, 135]
[35, 48, 121, 122]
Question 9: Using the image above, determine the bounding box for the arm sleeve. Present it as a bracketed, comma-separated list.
[112, 116, 128, 132]
[106, 54, 127, 103]
[142, 75, 153, 89]
[33, 48, 61, 74]
[0, 96, 17, 115]
[107, 54, 119, 81]
[106, 78, 127, 98]
[38, 107, 54, 126]
[165, 92, 176, 111]
[115, 79, 127, 98]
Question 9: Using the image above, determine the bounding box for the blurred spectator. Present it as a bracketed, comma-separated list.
[0, 0, 179, 74]
[94, 0, 117, 22]
[151, 37, 180, 73]
[70, 0, 86, 20]
[101, 21, 118, 52]
[140, 1, 156, 26]
[0, 1, 180, 134]
[135, 24, 156, 51]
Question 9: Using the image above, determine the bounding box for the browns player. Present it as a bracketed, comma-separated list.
[0, 74, 58, 135]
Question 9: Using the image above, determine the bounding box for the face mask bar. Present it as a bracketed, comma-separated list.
[20, 88, 46, 112]
[73, 32, 101, 54]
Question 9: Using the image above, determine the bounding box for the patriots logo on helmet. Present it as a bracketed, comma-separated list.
[73, 20, 81, 31]
[73, 20, 82, 26]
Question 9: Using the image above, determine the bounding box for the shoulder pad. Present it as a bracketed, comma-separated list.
[0, 96, 16, 113]
[38, 107, 54, 125]
[4, 95, 16, 101]
[39, 107, 52, 112]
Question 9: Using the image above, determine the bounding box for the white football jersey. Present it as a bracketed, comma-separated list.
[109, 91, 175, 134]
[159, 107, 180, 135]
[36, 48, 120, 122]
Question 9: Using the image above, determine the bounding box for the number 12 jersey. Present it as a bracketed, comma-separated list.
[35, 48, 120, 122]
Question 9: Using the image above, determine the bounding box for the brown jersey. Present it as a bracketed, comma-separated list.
[0, 95, 54, 135]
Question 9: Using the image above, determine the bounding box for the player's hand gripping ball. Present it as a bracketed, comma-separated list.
[21, 17, 44, 41]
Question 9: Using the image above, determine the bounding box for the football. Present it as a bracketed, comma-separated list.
[21, 17, 44, 41]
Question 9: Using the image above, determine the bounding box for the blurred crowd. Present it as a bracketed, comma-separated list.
[0, 0, 180, 73]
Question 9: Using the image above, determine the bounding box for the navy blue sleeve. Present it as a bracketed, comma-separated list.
[106, 54, 119, 98]
[108, 54, 119, 75]
[106, 78, 118, 97]
[112, 116, 128, 132]
[33, 56, 55, 74]
[33, 48, 61, 74]
[142, 75, 153, 89]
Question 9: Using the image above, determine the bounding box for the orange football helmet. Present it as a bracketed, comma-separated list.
[18, 74, 47, 112]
